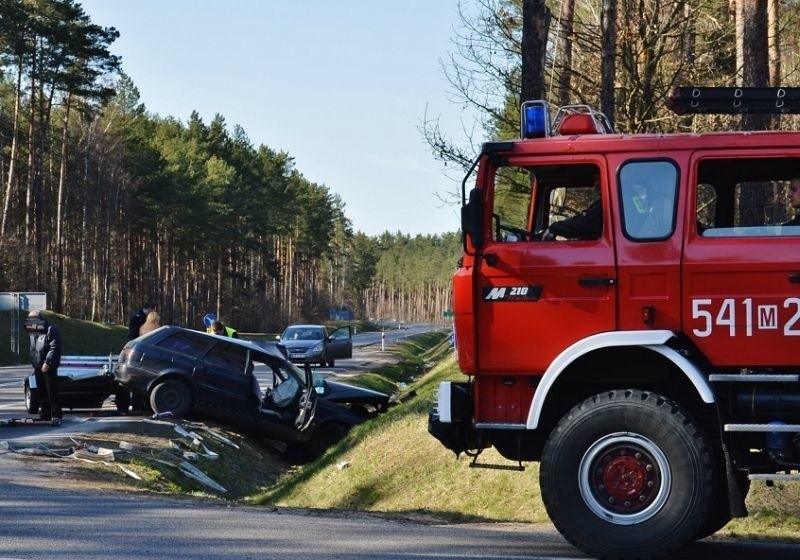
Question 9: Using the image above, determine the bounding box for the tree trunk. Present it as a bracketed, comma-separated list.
[55, 92, 72, 312]
[601, 0, 617, 127]
[738, 0, 770, 226]
[1, 58, 24, 244]
[521, 0, 551, 102]
[556, 0, 576, 106]
[767, 0, 780, 86]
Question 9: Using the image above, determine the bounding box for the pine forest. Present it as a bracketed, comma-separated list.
[3, 1, 800, 331]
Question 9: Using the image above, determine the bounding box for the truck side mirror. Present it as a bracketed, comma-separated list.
[462, 187, 484, 251]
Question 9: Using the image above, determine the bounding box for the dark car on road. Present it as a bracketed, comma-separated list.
[24, 355, 120, 414]
[278, 324, 352, 367]
[114, 326, 378, 456]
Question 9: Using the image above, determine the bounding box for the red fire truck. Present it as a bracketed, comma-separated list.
[429, 88, 800, 559]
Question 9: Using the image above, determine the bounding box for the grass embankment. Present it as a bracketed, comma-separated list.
[255, 333, 800, 539]
[253, 332, 550, 523]
[0, 310, 128, 364]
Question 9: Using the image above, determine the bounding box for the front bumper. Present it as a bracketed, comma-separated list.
[427, 381, 483, 456]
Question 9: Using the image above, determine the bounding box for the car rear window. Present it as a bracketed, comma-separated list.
[156, 332, 209, 355]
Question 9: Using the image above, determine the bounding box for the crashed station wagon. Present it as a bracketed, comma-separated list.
[115, 326, 386, 456]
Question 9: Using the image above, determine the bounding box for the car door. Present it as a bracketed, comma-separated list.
[325, 326, 353, 360]
[256, 356, 317, 439]
[192, 341, 251, 420]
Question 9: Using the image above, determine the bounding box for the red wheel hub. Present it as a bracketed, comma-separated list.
[602, 455, 646, 499]
[589, 445, 661, 514]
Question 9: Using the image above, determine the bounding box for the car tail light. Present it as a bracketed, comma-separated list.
[119, 347, 142, 363]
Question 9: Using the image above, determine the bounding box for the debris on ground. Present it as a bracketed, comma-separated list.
[0, 416, 289, 499]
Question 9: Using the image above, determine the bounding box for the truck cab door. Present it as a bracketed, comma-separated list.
[474, 159, 617, 376]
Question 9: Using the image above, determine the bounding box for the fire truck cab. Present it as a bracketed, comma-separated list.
[429, 88, 800, 559]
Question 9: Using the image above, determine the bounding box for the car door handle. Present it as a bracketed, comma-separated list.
[579, 276, 616, 287]
[790, 273, 800, 284]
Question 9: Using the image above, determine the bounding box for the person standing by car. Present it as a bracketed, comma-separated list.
[26, 310, 62, 426]
[121, 299, 155, 412]
[139, 311, 161, 336]
[211, 320, 239, 338]
[128, 300, 155, 340]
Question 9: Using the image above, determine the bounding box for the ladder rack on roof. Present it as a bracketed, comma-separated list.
[668, 87, 800, 115]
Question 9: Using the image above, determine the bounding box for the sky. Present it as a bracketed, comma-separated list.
[78, 0, 479, 237]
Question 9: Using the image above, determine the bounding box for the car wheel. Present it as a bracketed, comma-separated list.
[539, 389, 714, 559]
[24, 382, 39, 415]
[308, 422, 347, 459]
[149, 379, 192, 418]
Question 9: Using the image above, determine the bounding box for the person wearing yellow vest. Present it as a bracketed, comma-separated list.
[211, 320, 239, 338]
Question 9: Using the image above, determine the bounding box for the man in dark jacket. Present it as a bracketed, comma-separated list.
[26, 310, 62, 425]
[128, 300, 155, 340]
[544, 199, 603, 240]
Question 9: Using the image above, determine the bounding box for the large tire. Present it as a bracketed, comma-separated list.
[24, 382, 39, 415]
[308, 422, 347, 459]
[149, 379, 192, 418]
[540, 389, 714, 560]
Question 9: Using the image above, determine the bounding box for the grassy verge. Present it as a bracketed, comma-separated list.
[253, 334, 800, 539]
[252, 335, 550, 523]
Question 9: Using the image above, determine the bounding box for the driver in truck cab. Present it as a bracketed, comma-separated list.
[542, 174, 602, 240]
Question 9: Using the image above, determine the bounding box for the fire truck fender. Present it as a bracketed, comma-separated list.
[526, 330, 715, 429]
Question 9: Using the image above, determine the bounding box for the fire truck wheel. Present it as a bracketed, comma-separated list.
[540, 389, 714, 559]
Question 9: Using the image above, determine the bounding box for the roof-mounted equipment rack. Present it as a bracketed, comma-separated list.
[668, 87, 800, 115]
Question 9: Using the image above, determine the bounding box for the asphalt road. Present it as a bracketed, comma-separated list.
[1, 480, 800, 560]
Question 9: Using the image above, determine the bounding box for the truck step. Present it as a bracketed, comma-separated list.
[749, 473, 800, 482]
[468, 462, 525, 472]
[724, 423, 800, 433]
[709, 373, 799, 382]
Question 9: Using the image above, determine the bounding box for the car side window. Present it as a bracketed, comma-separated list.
[157, 332, 209, 355]
[330, 327, 349, 341]
[203, 343, 248, 377]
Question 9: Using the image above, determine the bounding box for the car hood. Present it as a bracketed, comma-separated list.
[281, 339, 322, 350]
[321, 380, 390, 405]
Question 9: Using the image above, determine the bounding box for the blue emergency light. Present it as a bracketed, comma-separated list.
[521, 100, 551, 139]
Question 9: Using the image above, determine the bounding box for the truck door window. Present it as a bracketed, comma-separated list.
[619, 161, 678, 240]
[491, 163, 602, 242]
[696, 157, 800, 237]
[491, 167, 535, 241]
